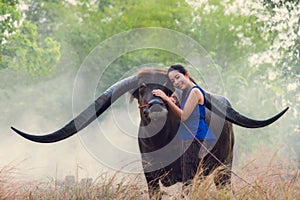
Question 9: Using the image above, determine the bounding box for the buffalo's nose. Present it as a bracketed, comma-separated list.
[149, 104, 163, 113]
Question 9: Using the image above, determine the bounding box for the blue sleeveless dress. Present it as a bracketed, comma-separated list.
[178, 86, 216, 141]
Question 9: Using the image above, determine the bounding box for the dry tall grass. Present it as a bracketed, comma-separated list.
[0, 164, 23, 200]
[183, 165, 300, 200]
[1, 159, 299, 200]
[11, 172, 149, 200]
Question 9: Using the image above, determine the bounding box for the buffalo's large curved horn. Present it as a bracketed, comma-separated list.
[205, 92, 288, 128]
[11, 76, 138, 143]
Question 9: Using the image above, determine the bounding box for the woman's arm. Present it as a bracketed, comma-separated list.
[152, 88, 203, 121]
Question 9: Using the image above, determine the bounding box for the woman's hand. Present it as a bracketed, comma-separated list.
[153, 89, 184, 119]
[152, 89, 169, 101]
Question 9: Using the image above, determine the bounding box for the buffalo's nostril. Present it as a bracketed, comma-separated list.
[143, 108, 150, 115]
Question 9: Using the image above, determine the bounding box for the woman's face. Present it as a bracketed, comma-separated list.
[168, 70, 190, 90]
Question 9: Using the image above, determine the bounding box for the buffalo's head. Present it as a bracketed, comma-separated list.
[130, 69, 174, 125]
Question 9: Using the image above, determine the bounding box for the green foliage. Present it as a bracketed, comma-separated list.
[188, 1, 271, 69]
[0, 0, 61, 75]
[24, 0, 108, 73]
[24, 0, 193, 74]
[108, 0, 192, 30]
[0, 0, 21, 51]
[1, 22, 60, 75]
[89, 0, 194, 84]
[262, 0, 299, 10]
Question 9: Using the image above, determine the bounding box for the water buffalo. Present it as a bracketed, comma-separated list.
[11, 68, 288, 198]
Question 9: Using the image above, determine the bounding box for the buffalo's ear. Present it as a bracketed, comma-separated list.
[129, 88, 139, 102]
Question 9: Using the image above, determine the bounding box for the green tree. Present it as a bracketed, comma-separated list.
[22, 0, 194, 88]
[3, 22, 60, 75]
[24, 0, 107, 73]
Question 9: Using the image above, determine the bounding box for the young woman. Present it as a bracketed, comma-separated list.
[152, 64, 216, 186]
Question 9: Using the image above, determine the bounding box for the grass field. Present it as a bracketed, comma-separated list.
[1, 156, 299, 200]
